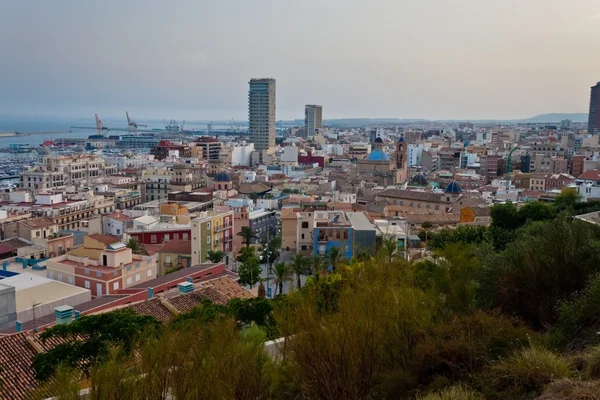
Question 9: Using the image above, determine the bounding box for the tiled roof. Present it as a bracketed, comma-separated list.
[19, 217, 56, 229]
[204, 276, 254, 300]
[88, 234, 121, 245]
[158, 239, 191, 255]
[128, 298, 174, 323]
[578, 169, 600, 181]
[0, 333, 39, 400]
[378, 189, 442, 203]
[168, 287, 229, 313]
[104, 213, 133, 222]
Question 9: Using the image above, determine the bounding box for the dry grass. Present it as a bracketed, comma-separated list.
[489, 346, 571, 395]
[418, 384, 484, 400]
[536, 379, 600, 400]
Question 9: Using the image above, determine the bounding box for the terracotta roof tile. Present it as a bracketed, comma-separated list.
[128, 298, 174, 323]
[168, 287, 229, 313]
[0, 333, 39, 400]
[157, 240, 192, 255]
[88, 234, 121, 245]
[202, 276, 254, 300]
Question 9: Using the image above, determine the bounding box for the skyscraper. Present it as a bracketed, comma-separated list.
[588, 82, 600, 134]
[304, 104, 323, 137]
[248, 78, 276, 152]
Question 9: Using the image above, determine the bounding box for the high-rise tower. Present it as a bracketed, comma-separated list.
[304, 104, 323, 137]
[588, 82, 600, 134]
[248, 78, 276, 152]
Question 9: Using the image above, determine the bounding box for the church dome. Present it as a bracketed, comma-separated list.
[374, 137, 383, 143]
[366, 149, 390, 161]
[398, 134, 406, 142]
[445, 181, 463, 194]
[73, 145, 85, 154]
[214, 172, 232, 182]
[411, 174, 428, 186]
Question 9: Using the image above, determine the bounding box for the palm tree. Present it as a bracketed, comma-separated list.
[308, 254, 326, 279]
[257, 278, 266, 298]
[206, 249, 225, 263]
[126, 238, 147, 255]
[327, 247, 343, 273]
[289, 253, 308, 290]
[237, 226, 258, 248]
[272, 262, 291, 296]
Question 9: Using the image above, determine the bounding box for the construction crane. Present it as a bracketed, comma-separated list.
[506, 144, 519, 191]
[126, 111, 147, 133]
[95, 113, 110, 137]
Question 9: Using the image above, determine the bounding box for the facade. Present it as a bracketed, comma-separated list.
[20, 152, 118, 190]
[248, 78, 276, 152]
[589, 82, 600, 134]
[194, 137, 222, 161]
[46, 234, 157, 297]
[191, 210, 235, 267]
[248, 209, 277, 245]
[156, 240, 192, 275]
[305, 104, 323, 137]
[102, 213, 133, 237]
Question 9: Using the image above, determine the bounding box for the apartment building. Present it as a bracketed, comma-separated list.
[20, 152, 118, 190]
[191, 209, 235, 267]
[46, 234, 157, 297]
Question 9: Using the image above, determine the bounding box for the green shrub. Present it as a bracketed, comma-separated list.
[583, 347, 600, 380]
[418, 384, 484, 400]
[488, 346, 571, 395]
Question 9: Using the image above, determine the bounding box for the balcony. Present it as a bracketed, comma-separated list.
[213, 224, 231, 233]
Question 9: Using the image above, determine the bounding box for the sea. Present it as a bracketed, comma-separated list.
[0, 116, 240, 155]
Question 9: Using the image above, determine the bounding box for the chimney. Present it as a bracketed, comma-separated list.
[147, 287, 154, 299]
[178, 281, 194, 296]
[54, 305, 74, 325]
[15, 320, 22, 332]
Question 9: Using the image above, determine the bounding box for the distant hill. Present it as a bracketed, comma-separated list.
[517, 113, 588, 123]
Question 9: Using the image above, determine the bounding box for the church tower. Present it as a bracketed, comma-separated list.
[395, 134, 408, 182]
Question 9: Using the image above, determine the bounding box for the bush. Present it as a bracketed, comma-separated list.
[583, 347, 600, 380]
[536, 379, 600, 400]
[416, 310, 537, 382]
[418, 384, 484, 400]
[488, 346, 571, 395]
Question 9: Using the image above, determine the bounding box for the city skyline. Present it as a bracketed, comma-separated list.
[1, 0, 599, 120]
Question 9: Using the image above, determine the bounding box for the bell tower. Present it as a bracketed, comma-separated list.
[395, 134, 408, 182]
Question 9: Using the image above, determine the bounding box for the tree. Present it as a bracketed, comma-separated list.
[237, 246, 255, 264]
[327, 247, 344, 272]
[272, 262, 291, 296]
[490, 201, 520, 231]
[421, 221, 433, 229]
[206, 249, 225, 263]
[237, 226, 258, 247]
[257, 278, 266, 298]
[32, 308, 160, 381]
[238, 255, 262, 289]
[126, 238, 147, 255]
[554, 189, 581, 211]
[308, 254, 327, 279]
[289, 253, 308, 290]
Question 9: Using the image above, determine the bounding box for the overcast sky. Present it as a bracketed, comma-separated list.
[1, 0, 599, 121]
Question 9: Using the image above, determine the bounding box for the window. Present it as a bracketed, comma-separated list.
[164, 234, 170, 241]
[68, 276, 73, 284]
[183, 233, 188, 240]
[301, 233, 305, 239]
[174, 233, 179, 240]
[165, 255, 171, 264]
[135, 274, 141, 282]
[127, 265, 132, 271]
[147, 269, 153, 277]
[151, 235, 157, 243]
[113, 282, 119, 290]
[84, 268, 89, 275]
[84, 280, 90, 289]
[301, 221, 309, 229]
[48, 271, 54, 279]
[96, 271, 102, 278]
[127, 277, 132, 285]
[301, 245, 307, 251]
[207, 222, 211, 230]
[57, 273, 62, 282]
[116, 229, 121, 235]
[207, 235, 211, 244]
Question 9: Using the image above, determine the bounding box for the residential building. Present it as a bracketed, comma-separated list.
[305, 104, 323, 137]
[46, 234, 157, 297]
[589, 81, 600, 133]
[128, 215, 192, 245]
[102, 212, 133, 237]
[248, 208, 277, 245]
[229, 141, 255, 166]
[150, 140, 191, 160]
[194, 137, 223, 161]
[248, 78, 276, 153]
[156, 240, 192, 275]
[191, 209, 235, 267]
[20, 151, 118, 190]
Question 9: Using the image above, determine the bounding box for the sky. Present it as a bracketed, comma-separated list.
[0, 0, 599, 121]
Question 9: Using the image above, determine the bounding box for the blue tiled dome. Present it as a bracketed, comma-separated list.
[445, 181, 463, 194]
[214, 172, 232, 182]
[398, 134, 406, 143]
[366, 149, 390, 161]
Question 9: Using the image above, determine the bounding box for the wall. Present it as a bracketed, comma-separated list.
[0, 284, 16, 329]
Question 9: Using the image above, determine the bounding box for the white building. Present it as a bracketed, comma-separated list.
[230, 142, 255, 166]
[408, 144, 424, 167]
[321, 144, 344, 156]
[280, 146, 299, 164]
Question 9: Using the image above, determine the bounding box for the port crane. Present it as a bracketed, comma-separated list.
[95, 113, 110, 137]
[126, 111, 147, 133]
